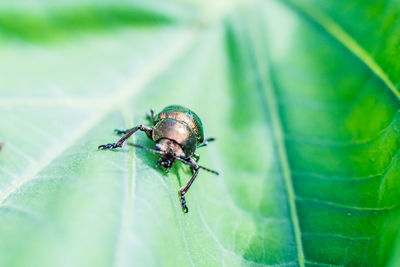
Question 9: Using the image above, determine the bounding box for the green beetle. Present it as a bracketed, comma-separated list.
[98, 105, 218, 213]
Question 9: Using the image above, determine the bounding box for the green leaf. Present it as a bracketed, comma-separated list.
[1, 0, 399, 266]
[0, 5, 174, 42]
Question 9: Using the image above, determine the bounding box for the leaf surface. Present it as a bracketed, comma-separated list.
[0, 1, 399, 266]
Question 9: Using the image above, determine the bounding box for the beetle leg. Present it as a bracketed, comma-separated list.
[179, 158, 200, 213]
[179, 192, 189, 213]
[98, 125, 153, 150]
[114, 128, 131, 135]
[198, 137, 215, 148]
[192, 153, 200, 162]
[190, 154, 200, 174]
[146, 108, 156, 125]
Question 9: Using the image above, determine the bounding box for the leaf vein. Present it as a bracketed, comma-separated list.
[283, 0, 400, 99]
[296, 196, 400, 212]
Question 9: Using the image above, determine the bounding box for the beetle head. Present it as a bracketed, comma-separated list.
[159, 151, 175, 169]
[155, 139, 182, 170]
[127, 141, 219, 176]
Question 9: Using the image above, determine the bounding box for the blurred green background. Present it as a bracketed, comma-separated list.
[1, 0, 400, 266]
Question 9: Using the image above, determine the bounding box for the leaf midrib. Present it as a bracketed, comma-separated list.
[244, 10, 305, 267]
[111, 107, 137, 267]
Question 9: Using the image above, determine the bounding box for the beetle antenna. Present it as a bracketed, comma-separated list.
[175, 157, 219, 175]
[198, 165, 219, 175]
[127, 143, 165, 155]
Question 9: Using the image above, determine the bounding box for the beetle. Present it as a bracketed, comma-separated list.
[98, 105, 218, 213]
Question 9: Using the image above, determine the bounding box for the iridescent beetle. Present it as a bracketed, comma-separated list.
[98, 105, 218, 213]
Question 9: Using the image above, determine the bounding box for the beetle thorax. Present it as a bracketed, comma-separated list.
[153, 118, 198, 157]
[156, 139, 184, 169]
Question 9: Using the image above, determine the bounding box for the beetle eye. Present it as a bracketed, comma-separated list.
[155, 144, 162, 150]
[161, 159, 172, 168]
[180, 152, 186, 159]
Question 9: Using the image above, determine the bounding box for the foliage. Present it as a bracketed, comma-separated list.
[0, 0, 399, 266]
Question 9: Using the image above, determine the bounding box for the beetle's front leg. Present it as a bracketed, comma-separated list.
[114, 129, 129, 135]
[98, 125, 153, 150]
[179, 158, 200, 213]
[146, 108, 156, 125]
[198, 137, 215, 148]
[179, 192, 189, 213]
[192, 153, 200, 162]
